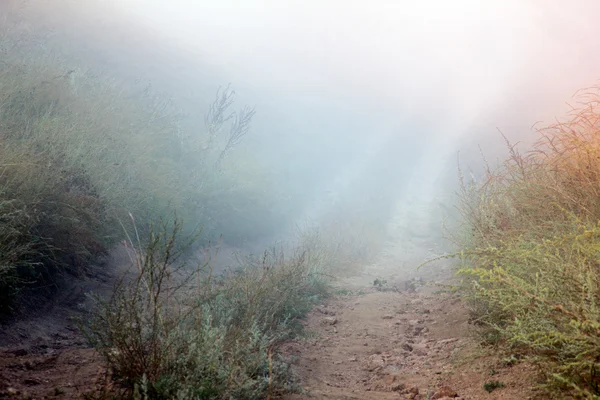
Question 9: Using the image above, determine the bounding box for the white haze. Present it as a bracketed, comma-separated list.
[109, 0, 600, 186]
[7, 0, 600, 251]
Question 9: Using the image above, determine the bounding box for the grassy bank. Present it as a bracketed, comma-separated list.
[454, 87, 600, 397]
[0, 22, 290, 311]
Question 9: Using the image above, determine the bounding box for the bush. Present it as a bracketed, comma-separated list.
[83, 218, 330, 399]
[454, 87, 600, 397]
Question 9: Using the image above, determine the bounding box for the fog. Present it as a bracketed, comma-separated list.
[105, 0, 600, 186]
[5, 0, 600, 268]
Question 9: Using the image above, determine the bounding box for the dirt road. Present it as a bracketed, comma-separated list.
[281, 194, 539, 400]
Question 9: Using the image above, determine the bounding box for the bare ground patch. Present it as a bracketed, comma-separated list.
[281, 283, 541, 400]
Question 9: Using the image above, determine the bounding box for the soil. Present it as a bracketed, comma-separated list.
[279, 196, 542, 400]
[0, 248, 129, 399]
[280, 285, 540, 400]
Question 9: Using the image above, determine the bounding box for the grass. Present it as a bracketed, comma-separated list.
[0, 19, 294, 311]
[452, 86, 600, 398]
[483, 381, 505, 393]
[83, 217, 330, 399]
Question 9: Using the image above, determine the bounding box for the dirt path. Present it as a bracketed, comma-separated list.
[281, 284, 538, 400]
[281, 196, 539, 400]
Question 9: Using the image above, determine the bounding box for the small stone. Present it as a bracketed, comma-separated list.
[323, 317, 338, 325]
[382, 314, 393, 319]
[391, 383, 406, 392]
[407, 386, 419, 395]
[13, 348, 28, 356]
[432, 386, 458, 399]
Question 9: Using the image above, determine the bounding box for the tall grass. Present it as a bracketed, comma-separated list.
[83, 218, 330, 399]
[454, 87, 600, 397]
[0, 21, 291, 310]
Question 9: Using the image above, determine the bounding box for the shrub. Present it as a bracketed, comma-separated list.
[454, 86, 600, 397]
[83, 218, 330, 399]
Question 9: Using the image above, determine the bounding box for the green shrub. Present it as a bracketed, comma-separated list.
[454, 87, 600, 397]
[83, 218, 329, 399]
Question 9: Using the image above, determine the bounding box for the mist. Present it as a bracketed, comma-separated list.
[5, 2, 600, 396]
[4, 0, 600, 267]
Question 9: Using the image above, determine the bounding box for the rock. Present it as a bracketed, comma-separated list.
[12, 348, 28, 357]
[316, 306, 335, 316]
[402, 342, 413, 352]
[438, 338, 459, 345]
[432, 386, 458, 399]
[382, 314, 394, 319]
[322, 317, 338, 325]
[391, 383, 406, 392]
[401, 385, 420, 396]
[412, 343, 428, 356]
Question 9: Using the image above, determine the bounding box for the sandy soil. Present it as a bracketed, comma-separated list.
[280, 284, 539, 400]
[278, 194, 540, 400]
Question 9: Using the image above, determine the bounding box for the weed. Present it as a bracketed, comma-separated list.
[502, 355, 519, 367]
[373, 278, 388, 288]
[334, 287, 353, 296]
[483, 381, 505, 393]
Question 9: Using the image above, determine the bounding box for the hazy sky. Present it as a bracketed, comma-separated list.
[9, 0, 600, 221]
[110, 0, 600, 130]
[16, 0, 600, 146]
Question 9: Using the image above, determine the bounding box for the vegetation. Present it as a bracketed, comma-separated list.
[454, 87, 600, 397]
[483, 381, 505, 393]
[0, 21, 292, 311]
[0, 14, 361, 399]
[83, 218, 329, 399]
